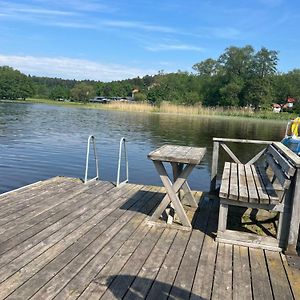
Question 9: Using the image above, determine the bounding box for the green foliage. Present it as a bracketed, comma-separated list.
[0, 66, 34, 99]
[49, 85, 70, 100]
[134, 92, 147, 102]
[2, 45, 300, 112]
[70, 82, 95, 102]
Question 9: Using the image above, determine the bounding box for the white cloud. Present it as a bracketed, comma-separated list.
[145, 43, 204, 52]
[0, 54, 155, 81]
[102, 20, 175, 33]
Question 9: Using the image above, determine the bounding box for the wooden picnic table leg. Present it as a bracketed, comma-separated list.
[150, 162, 195, 222]
[150, 161, 194, 227]
[171, 162, 198, 208]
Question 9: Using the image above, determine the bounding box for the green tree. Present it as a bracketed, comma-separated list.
[49, 85, 69, 100]
[0, 66, 34, 99]
[134, 92, 147, 102]
[70, 82, 95, 102]
[192, 58, 220, 76]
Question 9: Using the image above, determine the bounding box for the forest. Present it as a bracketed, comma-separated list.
[1, 45, 300, 111]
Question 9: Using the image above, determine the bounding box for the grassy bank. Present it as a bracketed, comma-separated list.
[13, 98, 296, 120]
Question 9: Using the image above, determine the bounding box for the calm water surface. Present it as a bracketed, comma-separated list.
[0, 102, 287, 193]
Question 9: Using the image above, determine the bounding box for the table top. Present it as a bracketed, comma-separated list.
[148, 145, 206, 165]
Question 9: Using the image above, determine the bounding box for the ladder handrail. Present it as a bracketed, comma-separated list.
[84, 135, 99, 184]
[116, 137, 129, 187]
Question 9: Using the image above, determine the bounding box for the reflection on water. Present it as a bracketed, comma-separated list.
[0, 102, 286, 193]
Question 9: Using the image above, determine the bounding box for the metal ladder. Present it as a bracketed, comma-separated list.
[84, 136, 129, 187]
[84, 135, 99, 184]
[116, 137, 129, 187]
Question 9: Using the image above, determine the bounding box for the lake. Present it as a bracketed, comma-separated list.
[0, 102, 287, 194]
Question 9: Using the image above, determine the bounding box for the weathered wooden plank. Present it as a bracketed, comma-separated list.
[211, 243, 233, 300]
[232, 246, 252, 300]
[184, 146, 206, 165]
[190, 233, 217, 300]
[229, 162, 239, 201]
[219, 162, 230, 199]
[148, 145, 206, 165]
[148, 145, 179, 161]
[287, 169, 300, 253]
[153, 161, 191, 228]
[273, 141, 300, 167]
[96, 228, 165, 300]
[257, 165, 280, 204]
[249, 248, 274, 300]
[0, 182, 116, 262]
[29, 188, 164, 300]
[250, 165, 270, 204]
[190, 200, 216, 300]
[78, 224, 153, 300]
[0, 176, 67, 202]
[265, 251, 294, 300]
[268, 144, 296, 176]
[168, 197, 212, 300]
[0, 181, 113, 245]
[244, 163, 259, 201]
[0, 180, 100, 228]
[213, 137, 273, 145]
[146, 230, 191, 300]
[122, 229, 177, 300]
[220, 142, 241, 164]
[246, 148, 267, 165]
[0, 185, 147, 297]
[61, 188, 163, 300]
[217, 229, 281, 251]
[149, 163, 195, 223]
[237, 164, 248, 201]
[210, 141, 220, 193]
[281, 253, 300, 299]
[265, 154, 291, 189]
[0, 179, 78, 217]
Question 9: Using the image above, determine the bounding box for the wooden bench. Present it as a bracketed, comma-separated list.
[217, 143, 297, 251]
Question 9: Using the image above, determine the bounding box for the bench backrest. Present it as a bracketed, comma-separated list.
[265, 144, 296, 190]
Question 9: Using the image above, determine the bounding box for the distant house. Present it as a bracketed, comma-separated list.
[287, 97, 296, 108]
[272, 103, 281, 113]
[272, 97, 297, 112]
[131, 89, 139, 99]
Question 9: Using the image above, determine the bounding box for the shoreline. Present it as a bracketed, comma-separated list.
[1, 98, 292, 122]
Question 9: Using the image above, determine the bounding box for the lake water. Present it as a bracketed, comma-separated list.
[0, 102, 287, 194]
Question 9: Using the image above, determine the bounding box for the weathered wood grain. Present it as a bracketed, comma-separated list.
[249, 248, 273, 300]
[148, 144, 206, 165]
[211, 243, 233, 300]
[265, 250, 294, 300]
[0, 177, 295, 300]
[232, 246, 252, 300]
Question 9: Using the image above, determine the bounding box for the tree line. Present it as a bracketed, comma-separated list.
[1, 45, 300, 111]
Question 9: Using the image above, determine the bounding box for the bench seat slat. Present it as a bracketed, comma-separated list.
[229, 163, 239, 200]
[250, 165, 271, 204]
[237, 164, 248, 202]
[245, 164, 259, 200]
[219, 162, 230, 199]
[219, 163, 280, 205]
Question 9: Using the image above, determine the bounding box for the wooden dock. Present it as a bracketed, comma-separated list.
[0, 176, 299, 300]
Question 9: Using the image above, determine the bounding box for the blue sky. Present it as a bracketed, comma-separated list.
[0, 0, 299, 81]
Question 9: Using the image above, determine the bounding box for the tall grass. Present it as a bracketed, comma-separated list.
[20, 98, 295, 120]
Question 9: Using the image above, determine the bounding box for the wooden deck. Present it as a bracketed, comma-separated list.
[0, 176, 299, 300]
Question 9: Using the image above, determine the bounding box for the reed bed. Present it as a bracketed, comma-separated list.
[21, 98, 295, 120]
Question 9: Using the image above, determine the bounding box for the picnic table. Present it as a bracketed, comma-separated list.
[148, 145, 206, 229]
